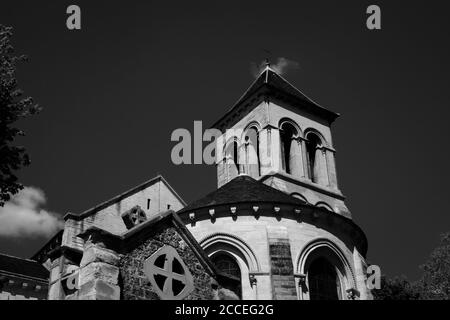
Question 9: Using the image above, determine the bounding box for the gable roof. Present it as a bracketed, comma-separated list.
[179, 174, 305, 213]
[212, 67, 340, 130]
[0, 253, 49, 281]
[64, 175, 186, 221]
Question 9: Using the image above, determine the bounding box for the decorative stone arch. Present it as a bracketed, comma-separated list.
[200, 233, 260, 273]
[291, 192, 308, 204]
[200, 233, 260, 300]
[241, 121, 262, 139]
[303, 128, 328, 148]
[315, 201, 334, 213]
[222, 135, 241, 153]
[278, 118, 302, 138]
[295, 239, 356, 300]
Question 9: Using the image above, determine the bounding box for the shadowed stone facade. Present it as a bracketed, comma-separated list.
[119, 227, 216, 300]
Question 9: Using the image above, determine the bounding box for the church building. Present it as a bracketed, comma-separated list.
[177, 64, 370, 300]
[1, 64, 371, 300]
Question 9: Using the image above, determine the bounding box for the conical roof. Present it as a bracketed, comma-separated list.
[179, 175, 305, 213]
[212, 66, 339, 129]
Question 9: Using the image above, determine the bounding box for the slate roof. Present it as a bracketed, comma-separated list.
[0, 253, 49, 281]
[212, 66, 340, 129]
[179, 175, 305, 213]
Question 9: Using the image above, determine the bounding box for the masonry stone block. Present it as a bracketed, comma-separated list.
[78, 279, 120, 300]
[79, 262, 119, 287]
[80, 244, 120, 267]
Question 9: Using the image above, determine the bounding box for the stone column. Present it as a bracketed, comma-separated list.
[238, 144, 246, 175]
[270, 128, 282, 173]
[353, 248, 373, 300]
[258, 128, 272, 176]
[78, 242, 120, 300]
[289, 138, 304, 178]
[319, 148, 329, 186]
[300, 138, 309, 180]
[313, 147, 329, 186]
[313, 147, 321, 183]
[325, 148, 338, 189]
[246, 142, 260, 178]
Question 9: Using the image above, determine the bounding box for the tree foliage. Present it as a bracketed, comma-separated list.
[415, 232, 450, 300]
[0, 24, 41, 206]
[373, 232, 450, 300]
[372, 276, 419, 300]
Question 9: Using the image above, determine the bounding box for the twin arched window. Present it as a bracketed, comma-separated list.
[280, 121, 328, 186]
[224, 127, 260, 180]
[222, 121, 329, 187]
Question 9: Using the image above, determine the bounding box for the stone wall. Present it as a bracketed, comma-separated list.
[119, 226, 215, 300]
[62, 177, 185, 253]
[185, 208, 366, 299]
[267, 226, 297, 300]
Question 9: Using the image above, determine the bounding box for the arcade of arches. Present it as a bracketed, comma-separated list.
[206, 239, 354, 300]
[222, 121, 332, 189]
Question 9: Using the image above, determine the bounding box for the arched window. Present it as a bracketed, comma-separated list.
[244, 127, 260, 178]
[308, 257, 341, 300]
[212, 254, 242, 298]
[280, 122, 303, 177]
[306, 132, 323, 184]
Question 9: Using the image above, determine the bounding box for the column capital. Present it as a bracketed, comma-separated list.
[249, 274, 257, 287]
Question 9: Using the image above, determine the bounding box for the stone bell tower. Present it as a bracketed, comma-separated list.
[214, 64, 351, 218]
[179, 64, 370, 300]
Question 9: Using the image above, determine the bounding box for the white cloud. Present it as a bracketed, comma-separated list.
[0, 186, 64, 238]
[251, 57, 300, 78]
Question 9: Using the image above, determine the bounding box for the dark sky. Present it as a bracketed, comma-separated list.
[1, 1, 449, 281]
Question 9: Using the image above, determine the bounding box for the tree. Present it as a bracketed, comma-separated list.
[415, 232, 450, 300]
[372, 275, 419, 300]
[373, 231, 450, 300]
[0, 24, 41, 206]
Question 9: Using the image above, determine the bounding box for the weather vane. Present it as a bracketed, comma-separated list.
[263, 49, 272, 68]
